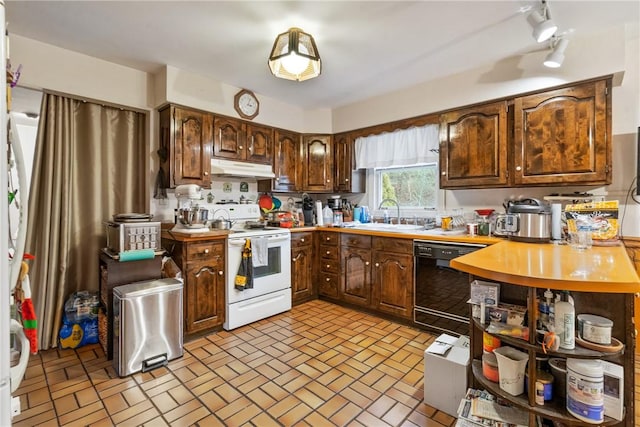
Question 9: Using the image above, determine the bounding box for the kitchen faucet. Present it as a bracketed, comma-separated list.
[378, 198, 400, 224]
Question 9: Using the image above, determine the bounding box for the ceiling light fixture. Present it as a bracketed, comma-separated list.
[268, 27, 321, 82]
[527, 0, 558, 43]
[544, 37, 569, 68]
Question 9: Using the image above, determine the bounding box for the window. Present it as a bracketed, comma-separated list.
[375, 163, 438, 209]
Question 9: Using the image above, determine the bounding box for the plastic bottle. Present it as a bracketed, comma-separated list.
[556, 290, 575, 350]
[383, 208, 390, 224]
[543, 288, 554, 331]
[322, 205, 333, 226]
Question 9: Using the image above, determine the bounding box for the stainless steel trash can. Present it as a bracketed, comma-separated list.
[113, 278, 183, 377]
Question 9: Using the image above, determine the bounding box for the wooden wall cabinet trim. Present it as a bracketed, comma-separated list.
[439, 101, 508, 188]
[159, 105, 213, 188]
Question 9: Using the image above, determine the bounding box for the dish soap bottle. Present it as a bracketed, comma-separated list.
[556, 290, 575, 350]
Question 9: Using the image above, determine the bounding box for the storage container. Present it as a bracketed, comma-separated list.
[566, 358, 604, 424]
[577, 314, 613, 345]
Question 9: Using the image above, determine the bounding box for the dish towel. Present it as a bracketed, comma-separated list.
[234, 239, 254, 291]
[252, 236, 268, 267]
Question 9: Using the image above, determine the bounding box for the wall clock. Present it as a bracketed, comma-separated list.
[234, 89, 259, 120]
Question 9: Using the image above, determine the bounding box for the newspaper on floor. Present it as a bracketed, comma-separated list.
[456, 388, 527, 427]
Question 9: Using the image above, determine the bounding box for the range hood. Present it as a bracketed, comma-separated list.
[210, 158, 275, 179]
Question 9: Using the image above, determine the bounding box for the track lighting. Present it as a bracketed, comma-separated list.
[527, 1, 557, 43]
[544, 37, 569, 68]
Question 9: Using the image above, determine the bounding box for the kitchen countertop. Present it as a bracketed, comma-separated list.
[450, 240, 640, 293]
[303, 225, 502, 245]
[161, 229, 230, 241]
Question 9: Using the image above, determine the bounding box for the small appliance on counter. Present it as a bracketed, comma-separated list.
[105, 213, 161, 260]
[173, 184, 210, 233]
[494, 198, 551, 243]
[302, 193, 315, 225]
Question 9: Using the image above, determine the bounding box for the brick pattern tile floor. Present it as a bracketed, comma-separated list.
[11, 299, 640, 426]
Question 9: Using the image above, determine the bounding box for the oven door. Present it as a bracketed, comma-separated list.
[226, 233, 291, 304]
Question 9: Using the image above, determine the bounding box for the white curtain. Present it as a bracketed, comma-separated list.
[355, 124, 439, 169]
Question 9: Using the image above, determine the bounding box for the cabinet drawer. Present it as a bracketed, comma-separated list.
[319, 231, 339, 246]
[320, 259, 339, 274]
[373, 237, 413, 254]
[186, 241, 224, 261]
[341, 233, 371, 249]
[318, 272, 339, 298]
[291, 232, 313, 247]
[320, 244, 339, 260]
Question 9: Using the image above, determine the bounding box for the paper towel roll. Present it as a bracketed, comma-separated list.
[551, 203, 562, 240]
[315, 200, 324, 226]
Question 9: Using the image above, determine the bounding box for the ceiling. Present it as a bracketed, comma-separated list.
[5, 1, 639, 111]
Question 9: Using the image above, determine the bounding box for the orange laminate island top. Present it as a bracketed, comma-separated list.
[450, 240, 640, 293]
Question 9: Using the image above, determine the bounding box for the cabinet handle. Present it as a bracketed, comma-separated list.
[325, 277, 330, 282]
[326, 251, 331, 255]
[345, 178, 349, 182]
[239, 145, 244, 150]
[516, 166, 522, 171]
[326, 264, 330, 269]
[375, 262, 379, 267]
[204, 172, 209, 176]
[301, 238, 305, 243]
[326, 237, 330, 241]
[218, 270, 223, 276]
[204, 249, 210, 254]
[441, 171, 446, 176]
[326, 179, 331, 183]
[365, 261, 370, 266]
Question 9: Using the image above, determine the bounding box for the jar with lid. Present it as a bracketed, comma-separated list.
[333, 210, 343, 226]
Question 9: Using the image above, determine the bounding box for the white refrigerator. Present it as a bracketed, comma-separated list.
[1, 1, 14, 423]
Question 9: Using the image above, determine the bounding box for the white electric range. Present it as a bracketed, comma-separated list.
[212, 204, 292, 330]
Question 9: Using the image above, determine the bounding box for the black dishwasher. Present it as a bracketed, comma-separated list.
[413, 240, 486, 336]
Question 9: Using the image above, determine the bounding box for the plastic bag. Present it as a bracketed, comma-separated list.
[59, 291, 100, 349]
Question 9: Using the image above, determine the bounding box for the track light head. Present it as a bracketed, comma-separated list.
[544, 38, 569, 68]
[527, 2, 558, 42]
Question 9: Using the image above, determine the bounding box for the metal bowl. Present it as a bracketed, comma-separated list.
[178, 207, 209, 228]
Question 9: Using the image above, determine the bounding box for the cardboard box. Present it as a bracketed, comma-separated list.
[424, 334, 470, 417]
[486, 303, 527, 326]
[469, 280, 500, 306]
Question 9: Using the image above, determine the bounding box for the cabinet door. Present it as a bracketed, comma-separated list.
[273, 129, 301, 192]
[184, 247, 225, 333]
[246, 123, 273, 164]
[291, 237, 314, 305]
[340, 247, 372, 307]
[373, 251, 413, 319]
[214, 116, 245, 160]
[167, 106, 213, 188]
[302, 135, 333, 192]
[334, 132, 366, 193]
[513, 79, 611, 186]
[439, 101, 508, 188]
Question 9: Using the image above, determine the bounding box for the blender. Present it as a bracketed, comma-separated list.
[173, 184, 210, 233]
[474, 209, 495, 236]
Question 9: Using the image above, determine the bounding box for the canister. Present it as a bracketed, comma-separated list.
[526, 370, 553, 401]
[549, 358, 567, 399]
[566, 358, 604, 424]
[482, 351, 499, 382]
[466, 223, 478, 236]
[577, 314, 613, 345]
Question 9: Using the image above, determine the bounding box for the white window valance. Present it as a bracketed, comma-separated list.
[354, 124, 439, 169]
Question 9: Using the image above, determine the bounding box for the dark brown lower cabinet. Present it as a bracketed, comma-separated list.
[162, 236, 225, 335]
[291, 232, 315, 305]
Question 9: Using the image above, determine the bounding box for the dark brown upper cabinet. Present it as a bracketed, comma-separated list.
[213, 116, 273, 164]
[333, 132, 365, 193]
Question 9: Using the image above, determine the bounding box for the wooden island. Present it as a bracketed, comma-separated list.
[451, 241, 640, 426]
